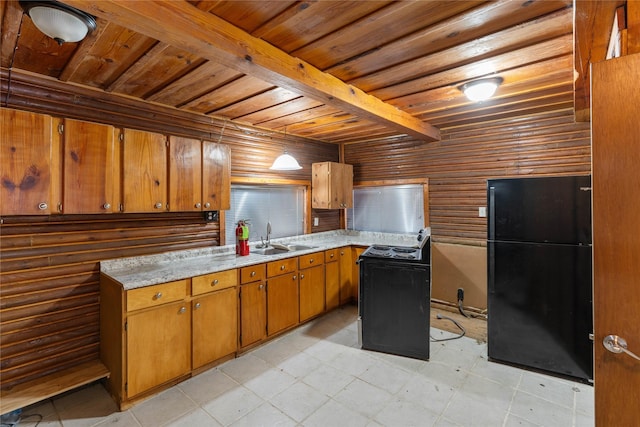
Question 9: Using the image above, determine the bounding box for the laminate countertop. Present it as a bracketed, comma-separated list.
[100, 229, 430, 290]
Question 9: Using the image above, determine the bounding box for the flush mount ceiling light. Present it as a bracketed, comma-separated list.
[20, 1, 97, 45]
[459, 77, 504, 102]
[270, 150, 302, 171]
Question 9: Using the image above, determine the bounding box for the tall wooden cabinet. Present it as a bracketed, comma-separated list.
[120, 128, 167, 213]
[0, 109, 60, 215]
[312, 162, 353, 209]
[61, 118, 117, 214]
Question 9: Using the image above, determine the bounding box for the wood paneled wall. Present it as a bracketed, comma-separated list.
[0, 70, 338, 391]
[345, 109, 591, 245]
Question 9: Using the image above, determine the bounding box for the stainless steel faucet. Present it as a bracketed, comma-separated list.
[266, 221, 272, 246]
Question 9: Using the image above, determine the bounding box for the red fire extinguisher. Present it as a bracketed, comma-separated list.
[236, 220, 250, 256]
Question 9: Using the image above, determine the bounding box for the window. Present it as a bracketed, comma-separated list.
[347, 184, 424, 233]
[225, 185, 306, 245]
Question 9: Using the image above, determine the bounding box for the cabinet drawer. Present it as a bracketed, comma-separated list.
[267, 257, 298, 277]
[299, 252, 325, 269]
[126, 279, 188, 312]
[192, 269, 237, 295]
[240, 264, 266, 284]
[325, 248, 339, 262]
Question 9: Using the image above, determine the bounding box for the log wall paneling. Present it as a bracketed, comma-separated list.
[344, 109, 591, 245]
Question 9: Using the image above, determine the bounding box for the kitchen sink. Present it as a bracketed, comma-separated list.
[253, 244, 317, 255]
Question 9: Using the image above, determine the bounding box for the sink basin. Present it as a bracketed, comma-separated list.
[253, 244, 317, 255]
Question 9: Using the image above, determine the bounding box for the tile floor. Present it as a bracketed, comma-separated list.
[15, 306, 594, 427]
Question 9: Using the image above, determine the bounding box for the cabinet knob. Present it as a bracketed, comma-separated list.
[195, 202, 201, 208]
[103, 203, 111, 210]
[154, 292, 162, 300]
[280, 265, 285, 270]
[309, 259, 314, 263]
[204, 202, 211, 208]
[250, 271, 256, 277]
[300, 274, 304, 279]
[330, 254, 334, 258]
[179, 306, 187, 314]
[154, 202, 163, 209]
[293, 275, 297, 280]
[194, 302, 201, 310]
[340, 251, 344, 255]
[38, 202, 48, 210]
[212, 279, 219, 286]
[259, 284, 264, 290]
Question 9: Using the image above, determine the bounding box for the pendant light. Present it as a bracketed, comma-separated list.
[459, 77, 503, 102]
[20, 1, 97, 45]
[270, 127, 302, 170]
[270, 150, 302, 170]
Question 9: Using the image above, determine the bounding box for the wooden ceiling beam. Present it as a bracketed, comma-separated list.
[64, 0, 440, 142]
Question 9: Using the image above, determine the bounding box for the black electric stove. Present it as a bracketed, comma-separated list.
[358, 231, 431, 360]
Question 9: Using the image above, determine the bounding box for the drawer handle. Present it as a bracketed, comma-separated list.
[280, 265, 285, 270]
[179, 306, 186, 314]
[194, 302, 201, 310]
[309, 259, 314, 263]
[212, 279, 219, 286]
[250, 271, 256, 277]
[154, 292, 162, 300]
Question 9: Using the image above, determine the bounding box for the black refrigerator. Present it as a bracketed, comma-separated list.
[487, 176, 593, 382]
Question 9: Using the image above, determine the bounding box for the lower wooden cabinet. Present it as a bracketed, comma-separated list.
[267, 272, 299, 335]
[239, 265, 267, 348]
[325, 249, 340, 310]
[192, 287, 237, 369]
[126, 301, 191, 397]
[299, 252, 326, 322]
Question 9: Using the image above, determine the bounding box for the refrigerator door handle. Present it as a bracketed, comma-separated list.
[488, 187, 496, 240]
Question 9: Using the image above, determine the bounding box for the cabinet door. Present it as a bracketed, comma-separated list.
[62, 119, 116, 213]
[126, 301, 191, 397]
[337, 163, 353, 208]
[299, 264, 325, 322]
[267, 272, 299, 335]
[192, 287, 237, 369]
[168, 136, 202, 212]
[121, 128, 167, 213]
[240, 281, 266, 348]
[202, 142, 230, 210]
[325, 259, 340, 311]
[1, 109, 59, 215]
[338, 247, 354, 304]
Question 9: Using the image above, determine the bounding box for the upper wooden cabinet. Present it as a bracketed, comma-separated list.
[0, 109, 60, 215]
[312, 162, 353, 209]
[121, 128, 167, 213]
[168, 137, 231, 211]
[168, 136, 202, 212]
[61, 119, 117, 214]
[202, 141, 231, 211]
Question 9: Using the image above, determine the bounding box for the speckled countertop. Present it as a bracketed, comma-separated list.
[100, 229, 430, 290]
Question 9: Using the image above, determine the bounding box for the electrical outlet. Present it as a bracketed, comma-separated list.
[203, 211, 219, 222]
[478, 206, 487, 217]
[313, 217, 319, 226]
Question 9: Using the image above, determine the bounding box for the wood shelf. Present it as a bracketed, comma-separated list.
[0, 360, 110, 415]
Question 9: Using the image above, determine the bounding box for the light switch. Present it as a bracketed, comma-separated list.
[478, 207, 487, 218]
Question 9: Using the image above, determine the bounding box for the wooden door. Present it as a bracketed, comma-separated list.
[239, 281, 266, 348]
[591, 53, 640, 426]
[202, 142, 231, 210]
[121, 128, 167, 213]
[0, 109, 59, 215]
[299, 264, 325, 322]
[168, 135, 202, 212]
[325, 257, 340, 310]
[338, 247, 353, 304]
[62, 119, 116, 213]
[192, 288, 238, 369]
[126, 301, 191, 397]
[267, 272, 299, 335]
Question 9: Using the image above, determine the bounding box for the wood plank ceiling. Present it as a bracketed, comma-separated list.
[0, 0, 621, 144]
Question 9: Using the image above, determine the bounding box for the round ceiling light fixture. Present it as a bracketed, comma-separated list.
[270, 150, 302, 171]
[459, 77, 504, 102]
[20, 1, 97, 45]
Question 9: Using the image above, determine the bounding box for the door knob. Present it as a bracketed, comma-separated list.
[603, 335, 640, 361]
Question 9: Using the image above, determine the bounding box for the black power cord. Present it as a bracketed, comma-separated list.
[430, 313, 466, 342]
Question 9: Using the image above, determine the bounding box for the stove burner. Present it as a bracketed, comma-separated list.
[372, 245, 390, 251]
[392, 247, 417, 254]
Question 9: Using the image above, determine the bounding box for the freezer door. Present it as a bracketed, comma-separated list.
[487, 176, 592, 244]
[487, 241, 593, 381]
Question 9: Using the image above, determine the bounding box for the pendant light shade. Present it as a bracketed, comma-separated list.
[460, 77, 503, 102]
[20, 1, 97, 45]
[270, 151, 302, 171]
